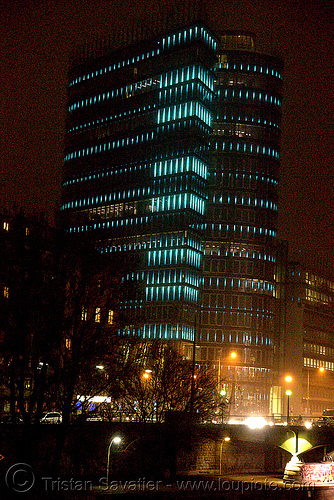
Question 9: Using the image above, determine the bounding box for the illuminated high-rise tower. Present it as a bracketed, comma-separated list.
[61, 22, 284, 414]
[200, 32, 283, 414]
[61, 22, 218, 357]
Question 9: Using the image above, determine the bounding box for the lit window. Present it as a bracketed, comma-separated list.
[95, 307, 101, 323]
[65, 338, 72, 349]
[81, 306, 88, 321]
[108, 310, 114, 325]
[3, 286, 9, 299]
[3, 222, 9, 231]
[25, 228, 29, 236]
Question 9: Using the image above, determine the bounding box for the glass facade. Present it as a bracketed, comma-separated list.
[200, 32, 283, 415]
[62, 24, 218, 353]
[61, 25, 284, 415]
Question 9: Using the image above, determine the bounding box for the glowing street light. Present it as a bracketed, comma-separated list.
[106, 436, 122, 484]
[285, 375, 293, 384]
[143, 369, 152, 381]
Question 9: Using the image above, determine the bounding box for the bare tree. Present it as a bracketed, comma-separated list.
[52, 239, 135, 425]
[108, 340, 218, 423]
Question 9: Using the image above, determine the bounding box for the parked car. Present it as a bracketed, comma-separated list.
[313, 409, 334, 427]
[41, 412, 62, 424]
[0, 414, 23, 424]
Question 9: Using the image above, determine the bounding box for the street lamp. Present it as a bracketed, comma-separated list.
[219, 436, 231, 475]
[106, 435, 122, 484]
[286, 390, 292, 425]
[143, 369, 152, 380]
[219, 388, 228, 424]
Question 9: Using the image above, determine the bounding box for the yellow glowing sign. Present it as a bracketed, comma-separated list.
[280, 436, 313, 455]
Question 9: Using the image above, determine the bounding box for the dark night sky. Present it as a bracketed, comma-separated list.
[1, 0, 333, 270]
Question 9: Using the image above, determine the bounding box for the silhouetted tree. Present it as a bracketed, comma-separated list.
[107, 340, 218, 422]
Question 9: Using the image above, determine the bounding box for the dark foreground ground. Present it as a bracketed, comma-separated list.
[1, 474, 333, 500]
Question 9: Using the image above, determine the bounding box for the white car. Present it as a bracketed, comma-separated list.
[86, 414, 103, 421]
[41, 412, 62, 424]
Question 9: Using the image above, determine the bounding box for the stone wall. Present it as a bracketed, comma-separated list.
[0, 422, 288, 481]
[175, 426, 286, 476]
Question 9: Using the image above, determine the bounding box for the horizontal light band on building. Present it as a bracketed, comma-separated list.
[63, 177, 277, 211]
[68, 77, 160, 113]
[151, 193, 205, 215]
[202, 277, 275, 295]
[145, 284, 199, 303]
[69, 24, 217, 89]
[211, 139, 280, 159]
[214, 61, 282, 79]
[142, 323, 195, 341]
[153, 156, 208, 179]
[64, 130, 156, 162]
[147, 248, 202, 269]
[67, 102, 156, 134]
[64, 116, 209, 163]
[160, 63, 214, 91]
[69, 50, 161, 88]
[145, 269, 200, 287]
[304, 357, 334, 372]
[161, 25, 217, 54]
[157, 101, 212, 127]
[214, 193, 278, 211]
[221, 88, 281, 107]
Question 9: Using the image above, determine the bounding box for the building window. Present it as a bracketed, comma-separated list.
[3, 286, 9, 299]
[3, 221, 9, 231]
[81, 306, 88, 321]
[108, 310, 114, 325]
[65, 338, 72, 349]
[95, 307, 101, 323]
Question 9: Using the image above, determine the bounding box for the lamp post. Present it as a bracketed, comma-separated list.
[190, 308, 198, 419]
[106, 436, 122, 485]
[219, 436, 230, 475]
[286, 390, 292, 425]
[105, 436, 140, 488]
[283, 375, 293, 424]
[220, 389, 228, 424]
